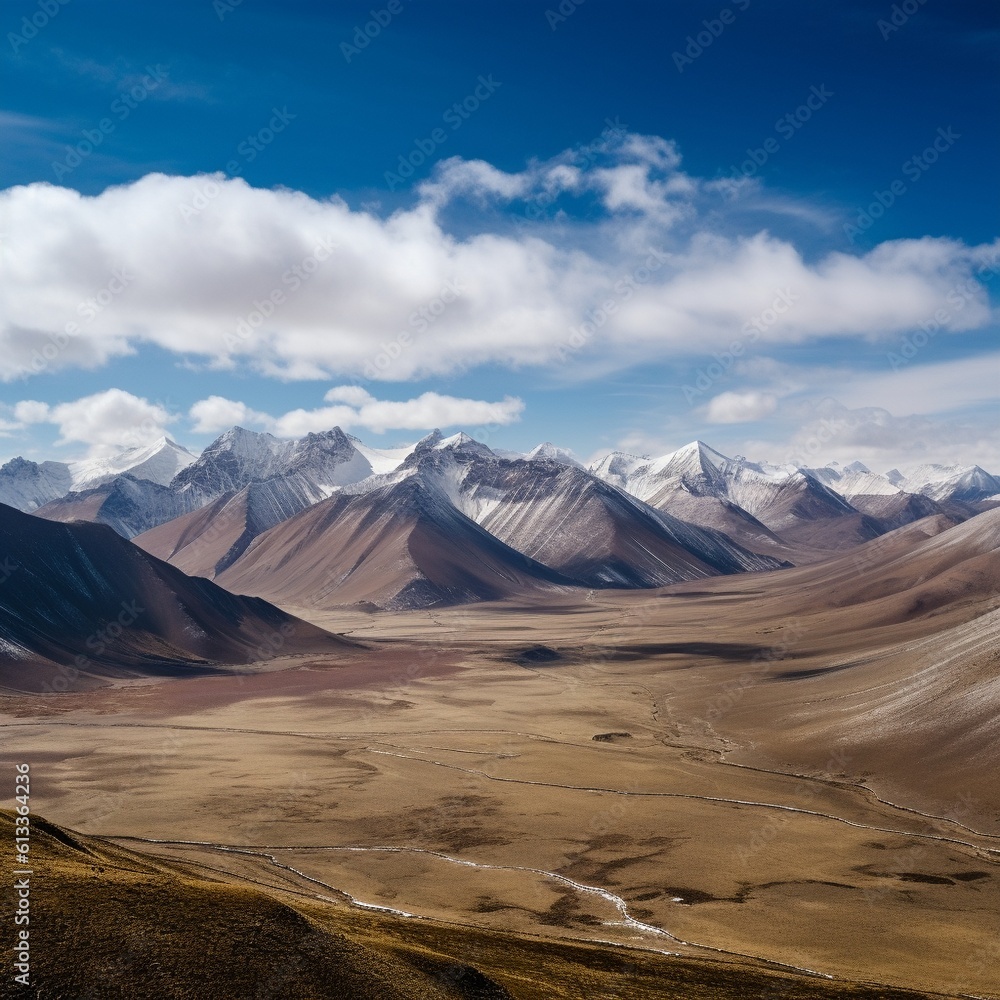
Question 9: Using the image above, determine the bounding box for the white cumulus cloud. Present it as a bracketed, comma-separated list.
[15, 388, 176, 456]
[0, 131, 995, 387]
[188, 395, 271, 434]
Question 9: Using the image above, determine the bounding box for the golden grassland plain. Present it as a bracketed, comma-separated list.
[0, 811, 949, 1000]
[2, 577, 999, 998]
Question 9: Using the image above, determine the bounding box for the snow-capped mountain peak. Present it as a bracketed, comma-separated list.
[172, 424, 384, 504]
[892, 463, 1000, 504]
[805, 461, 901, 499]
[210, 425, 289, 461]
[525, 442, 583, 467]
[406, 430, 495, 464]
[435, 431, 495, 456]
[651, 440, 733, 479]
[70, 436, 197, 491]
[171, 426, 297, 500]
[413, 429, 445, 451]
[0, 457, 73, 513]
[284, 428, 374, 494]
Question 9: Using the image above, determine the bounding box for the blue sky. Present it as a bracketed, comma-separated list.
[1, 0, 997, 470]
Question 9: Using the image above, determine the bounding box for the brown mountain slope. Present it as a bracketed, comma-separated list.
[217, 477, 576, 610]
[0, 502, 351, 691]
[33, 474, 197, 538]
[445, 457, 785, 586]
[655, 509, 1000, 822]
[133, 477, 320, 579]
[749, 508, 997, 629]
[132, 488, 246, 576]
[637, 479, 795, 562]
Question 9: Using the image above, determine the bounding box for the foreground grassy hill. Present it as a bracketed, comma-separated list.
[0, 811, 953, 999]
[0, 811, 509, 1000]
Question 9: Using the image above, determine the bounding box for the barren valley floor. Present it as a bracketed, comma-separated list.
[2, 583, 999, 998]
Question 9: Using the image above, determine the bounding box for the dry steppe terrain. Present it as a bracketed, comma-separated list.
[3, 517, 1000, 997]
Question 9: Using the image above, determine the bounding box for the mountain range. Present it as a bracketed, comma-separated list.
[4, 426, 998, 610]
[0, 437, 196, 512]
